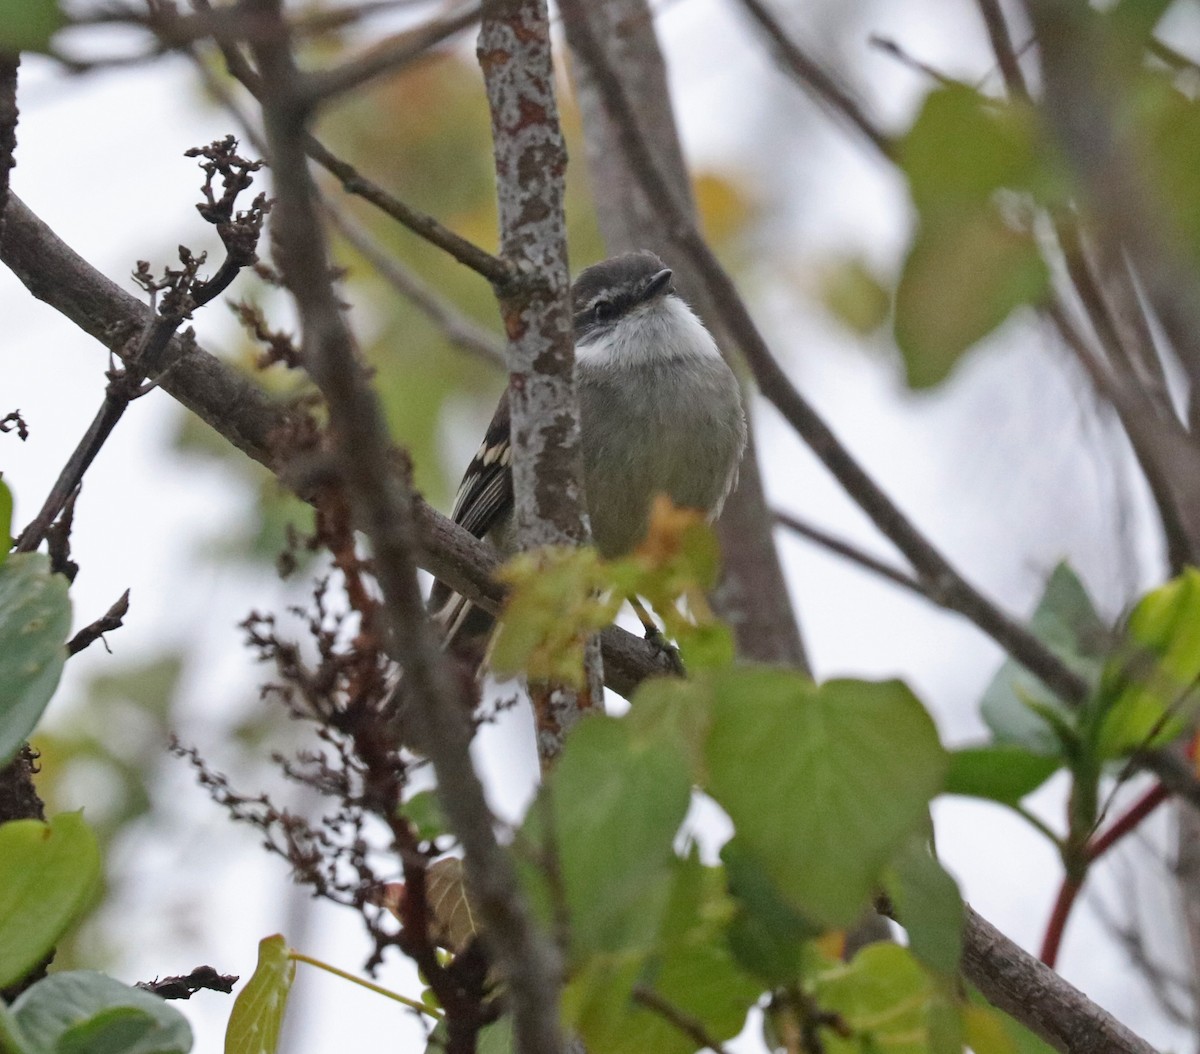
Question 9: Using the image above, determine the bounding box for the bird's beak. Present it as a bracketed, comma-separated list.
[643, 267, 674, 301]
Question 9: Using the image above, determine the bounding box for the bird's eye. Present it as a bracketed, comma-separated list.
[592, 299, 615, 323]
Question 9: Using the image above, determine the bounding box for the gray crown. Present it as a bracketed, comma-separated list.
[572, 250, 675, 339]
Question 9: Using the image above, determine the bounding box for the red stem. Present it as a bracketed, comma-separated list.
[1040, 875, 1082, 968]
[1087, 782, 1170, 862]
[1040, 781, 1171, 967]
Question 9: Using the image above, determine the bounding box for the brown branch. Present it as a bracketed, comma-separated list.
[557, 0, 1090, 707]
[67, 589, 131, 656]
[963, 905, 1158, 1054]
[300, 1, 485, 106]
[303, 135, 515, 287]
[735, 0, 892, 159]
[774, 509, 925, 597]
[246, 8, 565, 1053]
[973, 0, 1031, 100]
[324, 198, 505, 367]
[479, 0, 603, 757]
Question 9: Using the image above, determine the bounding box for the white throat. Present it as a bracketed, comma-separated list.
[575, 295, 722, 369]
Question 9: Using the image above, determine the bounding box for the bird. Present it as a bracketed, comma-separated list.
[429, 249, 747, 654]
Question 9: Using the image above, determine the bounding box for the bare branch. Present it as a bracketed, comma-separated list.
[300, 1, 485, 106]
[479, 0, 603, 756]
[774, 509, 925, 597]
[246, 8, 565, 1053]
[324, 199, 505, 367]
[735, 0, 892, 159]
[962, 905, 1159, 1054]
[67, 589, 131, 656]
[973, 0, 1031, 100]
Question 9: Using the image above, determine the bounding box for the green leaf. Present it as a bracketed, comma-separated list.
[626, 676, 714, 782]
[224, 935, 295, 1054]
[521, 715, 692, 959]
[981, 563, 1108, 754]
[1095, 568, 1200, 757]
[883, 833, 963, 977]
[565, 854, 760, 1054]
[900, 85, 1041, 218]
[0, 479, 12, 566]
[403, 789, 448, 843]
[895, 210, 1048, 387]
[10, 972, 191, 1054]
[0, 0, 65, 53]
[0, 813, 100, 989]
[704, 669, 947, 926]
[944, 744, 1060, 805]
[812, 943, 936, 1054]
[722, 842, 821, 985]
[476, 1017, 513, 1054]
[0, 553, 72, 766]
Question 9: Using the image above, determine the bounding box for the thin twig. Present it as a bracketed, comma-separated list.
[300, 1, 485, 105]
[868, 34, 958, 87]
[324, 199, 505, 366]
[67, 588, 130, 656]
[735, 0, 892, 159]
[774, 508, 924, 597]
[632, 986, 731, 1054]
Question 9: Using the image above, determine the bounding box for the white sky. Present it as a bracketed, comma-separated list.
[2, 0, 1194, 1051]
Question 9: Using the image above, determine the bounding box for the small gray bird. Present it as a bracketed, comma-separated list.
[430, 250, 747, 649]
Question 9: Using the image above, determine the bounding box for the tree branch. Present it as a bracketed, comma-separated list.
[735, 0, 892, 159]
[0, 193, 665, 700]
[479, 0, 603, 758]
[962, 905, 1158, 1054]
[245, 5, 565, 1053]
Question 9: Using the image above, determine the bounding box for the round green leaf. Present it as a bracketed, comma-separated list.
[10, 972, 191, 1054]
[0, 813, 100, 989]
[0, 552, 72, 766]
[704, 669, 947, 927]
[813, 944, 936, 1054]
[895, 210, 1049, 388]
[884, 833, 964, 977]
[521, 715, 692, 959]
[225, 935, 295, 1054]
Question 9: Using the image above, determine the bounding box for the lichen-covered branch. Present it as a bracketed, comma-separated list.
[478, 0, 602, 757]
